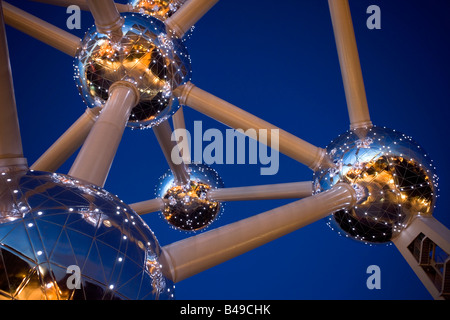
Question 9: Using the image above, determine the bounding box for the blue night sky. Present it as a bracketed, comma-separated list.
[4, 0, 450, 299]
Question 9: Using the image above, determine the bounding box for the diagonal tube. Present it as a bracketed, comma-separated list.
[2, 2, 81, 56]
[130, 198, 165, 215]
[131, 181, 313, 215]
[207, 181, 312, 202]
[153, 120, 190, 186]
[86, 0, 123, 37]
[31, 107, 101, 173]
[174, 82, 330, 170]
[0, 1, 26, 168]
[160, 183, 356, 283]
[328, 0, 372, 130]
[165, 0, 219, 38]
[68, 81, 138, 187]
[172, 107, 191, 163]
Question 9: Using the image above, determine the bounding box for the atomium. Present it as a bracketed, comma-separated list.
[156, 164, 224, 231]
[2, 0, 449, 301]
[313, 126, 439, 244]
[74, 13, 191, 129]
[0, 169, 174, 300]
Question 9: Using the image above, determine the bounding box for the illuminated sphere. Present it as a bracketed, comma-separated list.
[313, 126, 438, 244]
[156, 164, 224, 232]
[74, 14, 191, 129]
[129, 0, 186, 20]
[0, 169, 174, 300]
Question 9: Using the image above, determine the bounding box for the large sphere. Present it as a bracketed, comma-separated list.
[0, 169, 174, 300]
[156, 164, 224, 232]
[313, 126, 438, 244]
[74, 14, 191, 129]
[129, 0, 187, 21]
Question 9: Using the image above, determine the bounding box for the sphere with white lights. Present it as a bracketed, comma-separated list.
[156, 164, 224, 232]
[313, 126, 439, 244]
[129, 0, 187, 20]
[74, 13, 191, 129]
[0, 169, 174, 300]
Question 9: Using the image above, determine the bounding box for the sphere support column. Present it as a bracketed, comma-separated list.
[2, 2, 81, 57]
[207, 181, 313, 202]
[31, 107, 101, 172]
[153, 120, 190, 186]
[165, 0, 219, 38]
[87, 0, 123, 39]
[0, 1, 26, 169]
[160, 183, 356, 283]
[175, 82, 330, 171]
[69, 81, 139, 187]
[328, 0, 372, 130]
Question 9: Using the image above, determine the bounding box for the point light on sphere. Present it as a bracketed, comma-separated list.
[0, 169, 174, 300]
[73, 14, 192, 130]
[313, 126, 439, 244]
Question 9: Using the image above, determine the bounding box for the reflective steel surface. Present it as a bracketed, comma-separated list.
[74, 14, 191, 129]
[156, 164, 224, 232]
[0, 169, 174, 300]
[129, 0, 187, 21]
[313, 126, 439, 244]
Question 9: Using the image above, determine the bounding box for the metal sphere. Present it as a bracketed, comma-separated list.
[313, 126, 438, 244]
[0, 169, 174, 300]
[129, 0, 187, 20]
[156, 164, 224, 232]
[74, 13, 191, 129]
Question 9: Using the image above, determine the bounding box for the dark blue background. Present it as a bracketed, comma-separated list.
[5, 0, 450, 299]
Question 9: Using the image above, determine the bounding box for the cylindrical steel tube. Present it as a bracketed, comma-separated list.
[207, 181, 312, 202]
[3, 2, 81, 56]
[165, 0, 219, 38]
[0, 2, 25, 166]
[161, 183, 355, 282]
[328, 0, 372, 130]
[31, 107, 101, 172]
[175, 82, 329, 170]
[153, 120, 190, 186]
[69, 82, 138, 187]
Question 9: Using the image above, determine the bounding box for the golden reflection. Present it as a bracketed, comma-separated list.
[314, 127, 438, 243]
[345, 155, 433, 217]
[162, 181, 220, 231]
[0, 252, 68, 300]
[132, 0, 183, 20]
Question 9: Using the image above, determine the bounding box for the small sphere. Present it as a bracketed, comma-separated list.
[74, 14, 191, 129]
[129, 0, 187, 21]
[0, 169, 174, 300]
[313, 126, 438, 244]
[156, 164, 224, 232]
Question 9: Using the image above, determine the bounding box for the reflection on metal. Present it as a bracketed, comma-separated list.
[0, 169, 174, 300]
[314, 126, 439, 244]
[4, 0, 450, 301]
[74, 14, 191, 129]
[129, 0, 187, 21]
